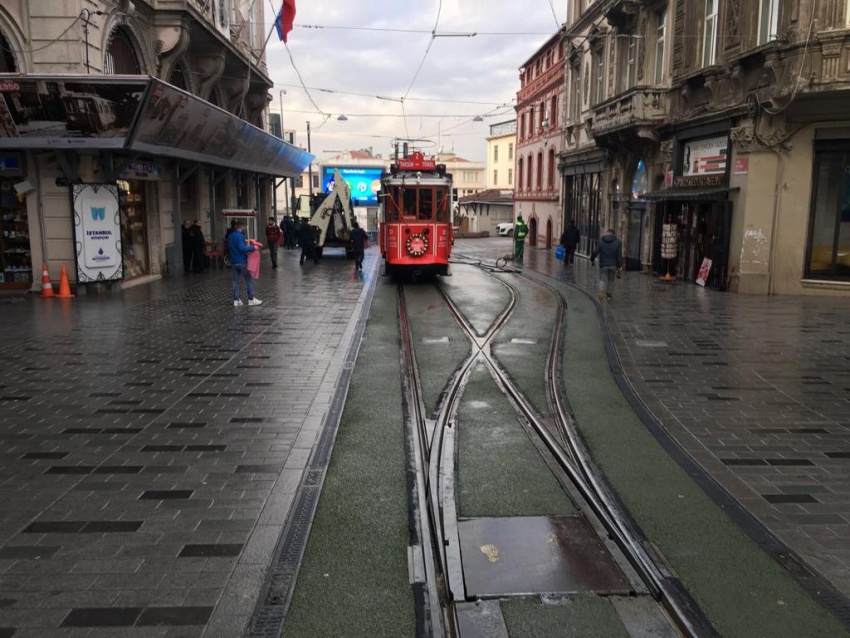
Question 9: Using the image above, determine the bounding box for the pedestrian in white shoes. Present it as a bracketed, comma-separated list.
[227, 220, 262, 307]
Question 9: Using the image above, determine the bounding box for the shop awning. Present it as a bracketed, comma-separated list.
[0, 74, 313, 178]
[643, 186, 739, 201]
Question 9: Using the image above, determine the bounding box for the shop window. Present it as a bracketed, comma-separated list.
[117, 180, 150, 279]
[807, 150, 850, 280]
[0, 180, 32, 289]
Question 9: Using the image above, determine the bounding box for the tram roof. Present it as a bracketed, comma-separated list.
[0, 74, 314, 178]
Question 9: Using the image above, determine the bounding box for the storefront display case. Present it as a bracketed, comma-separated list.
[0, 183, 32, 289]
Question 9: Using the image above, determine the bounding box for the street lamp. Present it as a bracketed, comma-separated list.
[307, 121, 313, 200]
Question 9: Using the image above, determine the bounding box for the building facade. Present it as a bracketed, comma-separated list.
[561, 0, 850, 296]
[514, 28, 566, 250]
[486, 119, 517, 190]
[0, 0, 310, 292]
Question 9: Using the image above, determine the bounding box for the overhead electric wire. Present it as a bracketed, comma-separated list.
[0, 14, 83, 55]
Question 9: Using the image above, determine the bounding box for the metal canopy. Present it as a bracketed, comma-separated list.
[643, 186, 739, 201]
[0, 74, 314, 178]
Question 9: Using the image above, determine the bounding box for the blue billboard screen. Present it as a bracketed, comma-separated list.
[322, 166, 383, 206]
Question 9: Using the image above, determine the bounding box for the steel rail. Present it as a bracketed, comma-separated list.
[439, 268, 703, 638]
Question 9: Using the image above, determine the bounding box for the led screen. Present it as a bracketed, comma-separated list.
[322, 166, 383, 206]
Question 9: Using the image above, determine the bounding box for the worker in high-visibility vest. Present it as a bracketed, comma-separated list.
[513, 215, 529, 261]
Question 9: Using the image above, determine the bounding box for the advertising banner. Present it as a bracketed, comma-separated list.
[0, 78, 146, 149]
[131, 79, 312, 176]
[321, 166, 383, 206]
[681, 136, 728, 177]
[73, 183, 123, 283]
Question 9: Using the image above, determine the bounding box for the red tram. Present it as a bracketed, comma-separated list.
[379, 151, 454, 278]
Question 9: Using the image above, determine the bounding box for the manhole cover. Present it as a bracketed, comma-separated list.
[458, 516, 630, 597]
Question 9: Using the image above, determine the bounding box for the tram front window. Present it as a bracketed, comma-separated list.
[436, 187, 448, 222]
[403, 188, 417, 217]
[419, 188, 434, 220]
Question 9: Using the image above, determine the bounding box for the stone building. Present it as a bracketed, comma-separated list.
[0, 0, 310, 292]
[560, 0, 850, 296]
[514, 27, 566, 249]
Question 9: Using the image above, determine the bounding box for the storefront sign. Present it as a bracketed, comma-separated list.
[120, 161, 162, 180]
[672, 174, 725, 188]
[682, 136, 728, 177]
[733, 157, 749, 175]
[72, 183, 123, 283]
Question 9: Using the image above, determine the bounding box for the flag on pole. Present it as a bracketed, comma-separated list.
[275, 0, 296, 42]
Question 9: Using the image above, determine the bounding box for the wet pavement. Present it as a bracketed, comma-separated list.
[0, 248, 375, 637]
[0, 237, 848, 636]
[457, 238, 850, 602]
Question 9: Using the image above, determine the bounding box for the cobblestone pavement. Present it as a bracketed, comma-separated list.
[457, 238, 850, 601]
[0, 248, 374, 637]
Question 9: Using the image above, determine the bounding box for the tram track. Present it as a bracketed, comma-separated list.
[397, 262, 712, 638]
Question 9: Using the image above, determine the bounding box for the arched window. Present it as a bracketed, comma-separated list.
[105, 28, 141, 74]
[536, 152, 543, 189]
[520, 113, 525, 141]
[548, 148, 556, 189]
[0, 31, 17, 72]
[526, 155, 533, 189]
[517, 158, 524, 191]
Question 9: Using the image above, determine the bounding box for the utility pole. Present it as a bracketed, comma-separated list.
[307, 121, 313, 206]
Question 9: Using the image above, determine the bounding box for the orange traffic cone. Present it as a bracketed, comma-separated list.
[55, 265, 74, 298]
[40, 263, 55, 298]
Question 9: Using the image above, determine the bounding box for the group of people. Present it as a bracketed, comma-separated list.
[225, 214, 370, 307]
[510, 216, 623, 301]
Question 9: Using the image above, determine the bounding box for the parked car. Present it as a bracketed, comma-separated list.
[496, 222, 513, 237]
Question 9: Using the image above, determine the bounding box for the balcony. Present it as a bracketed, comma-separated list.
[590, 86, 668, 146]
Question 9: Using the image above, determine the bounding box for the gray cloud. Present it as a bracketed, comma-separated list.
[265, 0, 566, 161]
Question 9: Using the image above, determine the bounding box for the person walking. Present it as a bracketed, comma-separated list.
[299, 218, 319, 265]
[590, 228, 623, 301]
[349, 221, 367, 271]
[189, 219, 206, 273]
[227, 220, 262, 306]
[265, 217, 282, 268]
[283, 215, 295, 249]
[181, 220, 192, 274]
[560, 221, 580, 266]
[513, 215, 529, 261]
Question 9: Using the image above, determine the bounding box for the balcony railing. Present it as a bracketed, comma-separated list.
[590, 86, 668, 139]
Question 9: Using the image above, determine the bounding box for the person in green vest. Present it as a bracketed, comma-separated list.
[513, 215, 529, 261]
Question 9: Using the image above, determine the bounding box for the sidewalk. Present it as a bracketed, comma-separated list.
[0, 249, 374, 637]
[464, 238, 850, 603]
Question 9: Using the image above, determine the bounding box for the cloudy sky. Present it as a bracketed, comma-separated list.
[263, 0, 568, 163]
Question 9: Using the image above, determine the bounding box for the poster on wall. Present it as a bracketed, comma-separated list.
[696, 258, 713, 287]
[72, 184, 123, 283]
[682, 136, 728, 176]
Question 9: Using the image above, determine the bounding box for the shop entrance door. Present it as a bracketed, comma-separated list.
[626, 204, 645, 271]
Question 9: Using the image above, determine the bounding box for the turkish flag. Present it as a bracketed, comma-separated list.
[275, 0, 296, 43]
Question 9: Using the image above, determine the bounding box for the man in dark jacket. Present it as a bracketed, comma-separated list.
[181, 220, 192, 274]
[590, 228, 623, 301]
[560, 221, 580, 266]
[188, 219, 206, 273]
[299, 219, 319, 266]
[349, 221, 367, 271]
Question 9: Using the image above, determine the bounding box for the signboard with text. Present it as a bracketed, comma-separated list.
[72, 183, 123, 283]
[681, 135, 728, 177]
